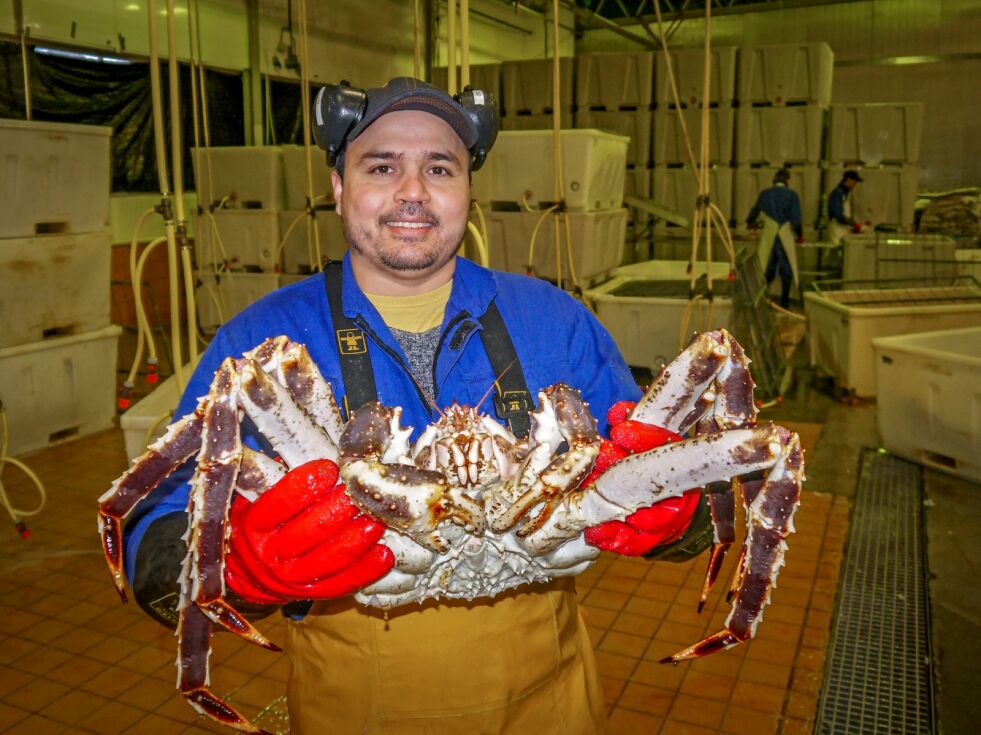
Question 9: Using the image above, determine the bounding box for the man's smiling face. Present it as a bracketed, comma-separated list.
[332, 109, 471, 292]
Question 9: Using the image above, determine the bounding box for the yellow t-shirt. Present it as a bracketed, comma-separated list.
[363, 279, 453, 333]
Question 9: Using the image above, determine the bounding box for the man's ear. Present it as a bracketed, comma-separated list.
[331, 170, 344, 216]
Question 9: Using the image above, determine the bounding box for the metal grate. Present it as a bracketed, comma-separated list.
[816, 450, 935, 734]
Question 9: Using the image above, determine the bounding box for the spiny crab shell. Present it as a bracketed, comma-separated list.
[338, 385, 607, 608]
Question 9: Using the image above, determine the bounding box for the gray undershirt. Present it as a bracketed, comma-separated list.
[389, 325, 442, 401]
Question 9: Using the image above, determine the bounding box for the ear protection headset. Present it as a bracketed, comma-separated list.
[312, 80, 499, 171]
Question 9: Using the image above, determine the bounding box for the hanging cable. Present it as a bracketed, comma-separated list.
[466, 221, 489, 267]
[447, 0, 457, 95]
[413, 0, 422, 78]
[295, 0, 323, 272]
[460, 0, 470, 89]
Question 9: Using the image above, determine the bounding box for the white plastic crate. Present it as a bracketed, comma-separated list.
[624, 167, 652, 200]
[842, 234, 958, 281]
[0, 230, 111, 349]
[500, 111, 574, 131]
[654, 47, 737, 107]
[873, 326, 981, 483]
[828, 165, 920, 231]
[281, 145, 333, 211]
[195, 209, 281, 272]
[735, 106, 825, 165]
[653, 107, 735, 165]
[472, 130, 628, 211]
[195, 272, 283, 332]
[737, 43, 833, 107]
[586, 260, 733, 369]
[476, 209, 626, 285]
[733, 165, 823, 233]
[431, 63, 502, 102]
[804, 283, 981, 397]
[651, 166, 733, 232]
[120, 370, 184, 462]
[956, 249, 981, 282]
[501, 58, 574, 115]
[828, 103, 924, 166]
[0, 119, 110, 238]
[575, 109, 652, 168]
[0, 326, 121, 457]
[874, 326, 981, 483]
[191, 146, 286, 210]
[278, 209, 347, 274]
[576, 51, 654, 110]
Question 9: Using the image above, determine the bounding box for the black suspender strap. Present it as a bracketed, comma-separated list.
[478, 302, 533, 439]
[323, 263, 378, 417]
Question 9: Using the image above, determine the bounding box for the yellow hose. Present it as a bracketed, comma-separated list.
[0, 402, 46, 536]
[128, 236, 168, 386]
[467, 221, 488, 267]
[460, 0, 470, 89]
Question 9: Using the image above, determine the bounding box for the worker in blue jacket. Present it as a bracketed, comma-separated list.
[827, 169, 864, 244]
[120, 78, 712, 734]
[746, 168, 804, 308]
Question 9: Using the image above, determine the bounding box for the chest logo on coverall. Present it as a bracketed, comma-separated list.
[336, 328, 367, 355]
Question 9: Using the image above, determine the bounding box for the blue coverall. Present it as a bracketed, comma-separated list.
[124, 254, 641, 576]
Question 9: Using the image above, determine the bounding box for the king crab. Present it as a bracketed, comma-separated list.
[98, 330, 803, 734]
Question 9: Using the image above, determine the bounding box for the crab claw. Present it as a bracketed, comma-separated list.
[184, 688, 273, 735]
[198, 600, 282, 652]
[661, 630, 742, 663]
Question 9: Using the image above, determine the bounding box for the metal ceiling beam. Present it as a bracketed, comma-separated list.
[601, 0, 863, 26]
[555, 0, 658, 47]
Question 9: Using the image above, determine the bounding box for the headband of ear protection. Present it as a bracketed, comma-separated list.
[312, 79, 498, 172]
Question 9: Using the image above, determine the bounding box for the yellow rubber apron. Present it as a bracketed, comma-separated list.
[285, 577, 607, 735]
[756, 213, 800, 286]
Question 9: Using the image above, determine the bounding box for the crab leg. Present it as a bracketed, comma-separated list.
[239, 358, 339, 466]
[632, 330, 760, 610]
[97, 407, 206, 601]
[184, 360, 279, 651]
[178, 600, 270, 735]
[662, 428, 803, 662]
[176, 360, 275, 735]
[515, 423, 791, 554]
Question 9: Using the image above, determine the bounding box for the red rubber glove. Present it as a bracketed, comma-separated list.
[225, 459, 395, 605]
[583, 403, 702, 557]
[852, 222, 862, 234]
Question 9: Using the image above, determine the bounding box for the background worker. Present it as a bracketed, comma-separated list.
[121, 77, 712, 734]
[746, 168, 804, 308]
[827, 169, 864, 244]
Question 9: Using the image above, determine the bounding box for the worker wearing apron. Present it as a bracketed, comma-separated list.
[124, 78, 713, 734]
[746, 169, 804, 308]
[827, 169, 864, 244]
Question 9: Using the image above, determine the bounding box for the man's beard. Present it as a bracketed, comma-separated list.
[343, 204, 463, 272]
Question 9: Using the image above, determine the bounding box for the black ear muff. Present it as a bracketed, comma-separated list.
[455, 86, 499, 172]
[313, 81, 368, 166]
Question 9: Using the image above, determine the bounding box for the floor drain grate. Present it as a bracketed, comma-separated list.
[816, 449, 935, 734]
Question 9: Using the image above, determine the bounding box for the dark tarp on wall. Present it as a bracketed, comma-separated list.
[0, 42, 244, 192]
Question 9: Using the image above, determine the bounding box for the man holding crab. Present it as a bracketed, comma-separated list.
[124, 77, 711, 734]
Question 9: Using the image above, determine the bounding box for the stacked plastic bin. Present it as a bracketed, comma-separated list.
[732, 42, 833, 243]
[0, 119, 120, 456]
[651, 46, 737, 248]
[192, 146, 294, 332]
[500, 58, 575, 130]
[432, 63, 502, 107]
[574, 51, 654, 201]
[826, 102, 923, 232]
[469, 129, 629, 286]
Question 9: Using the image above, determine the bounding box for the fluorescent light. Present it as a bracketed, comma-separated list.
[35, 46, 132, 64]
